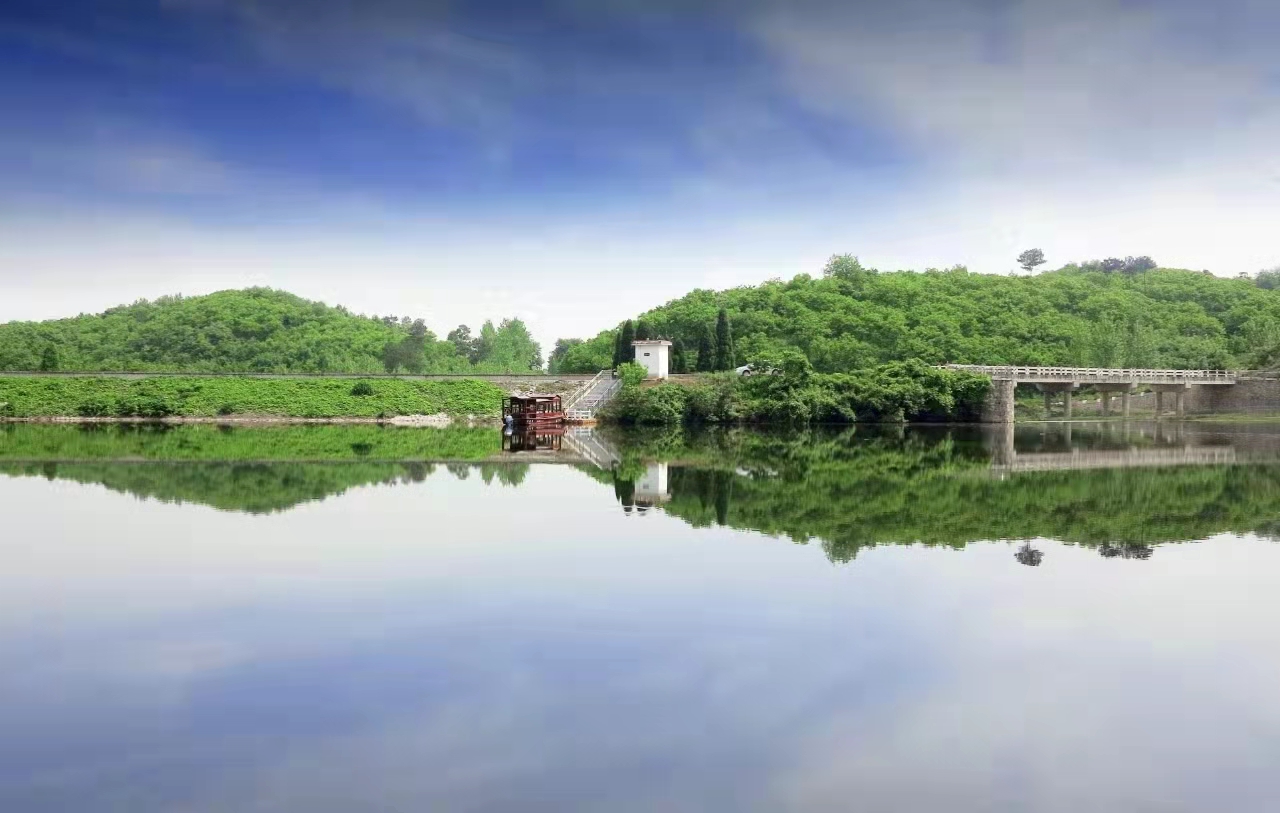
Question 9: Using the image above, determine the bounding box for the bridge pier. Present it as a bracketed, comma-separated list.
[1035, 383, 1077, 419]
[1094, 383, 1136, 418]
[1150, 383, 1189, 419]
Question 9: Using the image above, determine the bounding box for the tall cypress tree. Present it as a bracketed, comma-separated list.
[695, 323, 715, 372]
[671, 338, 687, 374]
[714, 309, 734, 371]
[634, 320, 653, 341]
[617, 320, 636, 366]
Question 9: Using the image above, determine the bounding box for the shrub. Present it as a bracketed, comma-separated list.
[351, 381, 376, 396]
[217, 403, 236, 416]
[617, 362, 648, 388]
[115, 395, 176, 419]
[77, 397, 113, 417]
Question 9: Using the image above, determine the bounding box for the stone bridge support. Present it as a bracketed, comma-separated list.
[1036, 382, 1078, 419]
[979, 378, 1015, 424]
[1094, 383, 1137, 418]
[1149, 383, 1189, 418]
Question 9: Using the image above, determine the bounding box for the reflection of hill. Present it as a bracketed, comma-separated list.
[0, 424, 524, 513]
[0, 423, 502, 462]
[598, 428, 1280, 561]
[0, 462, 424, 514]
[0, 460, 532, 514]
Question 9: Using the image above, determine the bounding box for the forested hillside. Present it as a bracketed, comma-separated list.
[0, 288, 542, 373]
[553, 258, 1280, 373]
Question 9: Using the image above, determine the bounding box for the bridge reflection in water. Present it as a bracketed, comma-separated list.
[542, 421, 1276, 477]
[982, 420, 1269, 474]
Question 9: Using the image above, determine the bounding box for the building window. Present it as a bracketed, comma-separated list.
[644, 352, 651, 356]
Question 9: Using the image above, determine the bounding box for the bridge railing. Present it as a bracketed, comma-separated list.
[943, 365, 1237, 383]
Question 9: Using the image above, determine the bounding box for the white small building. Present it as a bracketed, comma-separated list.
[631, 339, 671, 379]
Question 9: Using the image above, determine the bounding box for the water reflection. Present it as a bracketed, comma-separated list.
[4, 427, 1280, 811]
[595, 422, 1280, 562]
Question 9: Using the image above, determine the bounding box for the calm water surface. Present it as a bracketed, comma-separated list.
[2, 422, 1280, 812]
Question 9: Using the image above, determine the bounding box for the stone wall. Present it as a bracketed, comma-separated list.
[979, 378, 1016, 423]
[1185, 379, 1280, 415]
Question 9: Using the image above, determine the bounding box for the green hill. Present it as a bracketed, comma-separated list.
[0, 288, 542, 374]
[553, 258, 1280, 373]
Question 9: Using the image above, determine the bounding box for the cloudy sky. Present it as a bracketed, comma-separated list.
[2, 0, 1279, 349]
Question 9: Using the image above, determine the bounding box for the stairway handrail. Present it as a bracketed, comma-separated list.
[562, 369, 609, 412]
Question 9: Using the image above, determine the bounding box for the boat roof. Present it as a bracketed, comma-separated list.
[507, 393, 561, 401]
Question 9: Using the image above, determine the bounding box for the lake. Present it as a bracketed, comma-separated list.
[3, 421, 1280, 812]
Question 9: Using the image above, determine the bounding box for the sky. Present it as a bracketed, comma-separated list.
[2, 0, 1280, 350]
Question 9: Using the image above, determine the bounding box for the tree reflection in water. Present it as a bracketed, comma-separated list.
[1099, 542, 1154, 560]
[1015, 543, 1044, 566]
[594, 426, 1280, 565]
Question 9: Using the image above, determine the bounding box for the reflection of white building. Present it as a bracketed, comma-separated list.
[635, 462, 670, 505]
[632, 339, 671, 379]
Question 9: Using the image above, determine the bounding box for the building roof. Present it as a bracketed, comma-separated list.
[631, 339, 672, 346]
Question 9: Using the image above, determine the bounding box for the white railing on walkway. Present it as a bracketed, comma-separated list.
[943, 365, 1237, 384]
[564, 370, 622, 421]
[563, 369, 609, 412]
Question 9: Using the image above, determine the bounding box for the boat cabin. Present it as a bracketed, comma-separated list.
[502, 394, 564, 428]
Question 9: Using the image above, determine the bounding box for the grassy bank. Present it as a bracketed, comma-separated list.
[0, 376, 505, 419]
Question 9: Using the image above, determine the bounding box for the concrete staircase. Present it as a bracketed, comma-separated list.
[564, 370, 622, 422]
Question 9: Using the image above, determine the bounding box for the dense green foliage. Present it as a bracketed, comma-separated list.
[602, 358, 989, 425]
[554, 258, 1280, 373]
[0, 376, 505, 418]
[599, 426, 1280, 560]
[0, 288, 542, 374]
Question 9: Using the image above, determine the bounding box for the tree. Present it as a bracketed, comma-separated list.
[695, 323, 715, 372]
[714, 309, 734, 371]
[1017, 248, 1046, 274]
[1122, 256, 1157, 274]
[823, 254, 867, 281]
[616, 320, 636, 367]
[671, 338, 688, 374]
[548, 338, 583, 372]
[39, 345, 59, 372]
[1256, 268, 1280, 290]
[447, 325, 480, 362]
[634, 320, 654, 341]
[612, 329, 625, 368]
[381, 341, 404, 373]
[1100, 257, 1126, 273]
[482, 318, 541, 371]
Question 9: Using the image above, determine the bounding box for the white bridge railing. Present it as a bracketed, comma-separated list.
[944, 365, 1237, 384]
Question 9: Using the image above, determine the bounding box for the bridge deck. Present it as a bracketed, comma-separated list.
[945, 365, 1237, 385]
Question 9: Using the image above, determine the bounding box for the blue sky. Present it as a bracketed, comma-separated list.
[2, 0, 1279, 348]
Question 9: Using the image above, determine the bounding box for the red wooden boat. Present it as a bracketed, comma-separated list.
[502, 394, 564, 428]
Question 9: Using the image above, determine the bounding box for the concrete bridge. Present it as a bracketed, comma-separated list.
[946, 365, 1271, 423]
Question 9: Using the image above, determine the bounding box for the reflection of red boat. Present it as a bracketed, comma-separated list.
[502, 395, 564, 428]
[503, 429, 564, 453]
